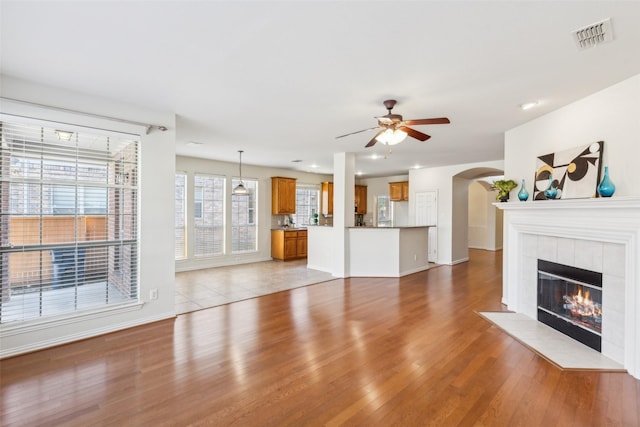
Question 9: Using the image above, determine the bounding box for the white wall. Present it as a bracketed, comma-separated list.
[468, 181, 502, 251]
[0, 76, 176, 357]
[502, 73, 640, 319]
[409, 160, 504, 265]
[176, 155, 331, 271]
[505, 74, 640, 195]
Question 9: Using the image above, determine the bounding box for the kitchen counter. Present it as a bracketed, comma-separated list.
[271, 227, 307, 231]
[307, 225, 434, 277]
[346, 225, 432, 229]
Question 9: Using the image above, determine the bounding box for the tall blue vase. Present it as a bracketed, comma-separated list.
[597, 166, 615, 197]
[543, 174, 558, 199]
[517, 179, 529, 201]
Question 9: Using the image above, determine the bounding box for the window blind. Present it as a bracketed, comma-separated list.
[0, 118, 139, 324]
[175, 173, 186, 259]
[193, 174, 224, 257]
[231, 178, 257, 253]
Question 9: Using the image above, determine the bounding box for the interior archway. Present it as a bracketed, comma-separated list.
[451, 167, 504, 263]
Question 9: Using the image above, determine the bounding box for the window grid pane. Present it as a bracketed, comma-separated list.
[294, 184, 320, 227]
[231, 178, 257, 253]
[175, 173, 186, 259]
[1, 119, 139, 325]
[377, 195, 393, 227]
[194, 174, 225, 257]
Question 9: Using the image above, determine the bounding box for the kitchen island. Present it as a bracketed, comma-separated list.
[307, 225, 433, 277]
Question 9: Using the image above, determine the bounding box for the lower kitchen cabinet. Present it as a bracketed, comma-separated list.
[271, 229, 307, 261]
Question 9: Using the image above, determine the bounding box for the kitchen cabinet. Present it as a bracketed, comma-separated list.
[271, 229, 307, 260]
[323, 182, 367, 215]
[355, 185, 367, 214]
[389, 181, 409, 201]
[272, 177, 296, 214]
[321, 182, 333, 216]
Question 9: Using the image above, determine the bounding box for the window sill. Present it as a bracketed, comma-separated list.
[0, 301, 144, 337]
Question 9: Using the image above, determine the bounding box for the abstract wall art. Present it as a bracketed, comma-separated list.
[533, 141, 604, 200]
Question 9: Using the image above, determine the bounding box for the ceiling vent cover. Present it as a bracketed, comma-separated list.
[572, 18, 613, 50]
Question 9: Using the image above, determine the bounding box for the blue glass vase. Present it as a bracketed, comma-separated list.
[543, 174, 558, 199]
[597, 166, 615, 197]
[517, 179, 529, 201]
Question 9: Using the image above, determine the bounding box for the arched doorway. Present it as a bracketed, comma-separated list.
[451, 167, 504, 263]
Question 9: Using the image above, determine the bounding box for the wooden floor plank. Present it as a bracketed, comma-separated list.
[1, 249, 638, 426]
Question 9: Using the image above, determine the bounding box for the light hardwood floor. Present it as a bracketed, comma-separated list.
[2, 249, 639, 426]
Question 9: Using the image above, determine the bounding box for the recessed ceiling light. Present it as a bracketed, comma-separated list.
[370, 154, 381, 160]
[412, 165, 421, 170]
[520, 101, 539, 110]
[309, 164, 318, 168]
[186, 141, 203, 146]
[356, 171, 363, 176]
[55, 130, 74, 141]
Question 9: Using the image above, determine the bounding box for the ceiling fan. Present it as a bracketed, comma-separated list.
[336, 99, 450, 148]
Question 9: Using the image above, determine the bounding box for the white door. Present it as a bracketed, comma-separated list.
[415, 191, 438, 262]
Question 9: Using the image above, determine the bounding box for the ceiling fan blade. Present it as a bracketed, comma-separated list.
[365, 130, 385, 147]
[400, 126, 431, 142]
[335, 126, 380, 139]
[404, 117, 450, 126]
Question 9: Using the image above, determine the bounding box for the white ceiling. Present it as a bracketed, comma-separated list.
[2, 1, 640, 177]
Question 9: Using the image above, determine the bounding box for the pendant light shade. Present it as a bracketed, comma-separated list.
[233, 150, 249, 196]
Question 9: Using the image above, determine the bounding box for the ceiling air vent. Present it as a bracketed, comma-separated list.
[572, 18, 613, 50]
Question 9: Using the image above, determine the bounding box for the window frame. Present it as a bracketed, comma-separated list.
[1, 117, 140, 325]
[175, 172, 187, 260]
[193, 173, 225, 257]
[294, 183, 320, 227]
[231, 177, 258, 254]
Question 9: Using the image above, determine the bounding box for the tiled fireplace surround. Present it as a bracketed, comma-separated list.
[497, 197, 640, 379]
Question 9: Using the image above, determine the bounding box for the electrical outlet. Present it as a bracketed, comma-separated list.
[149, 288, 158, 300]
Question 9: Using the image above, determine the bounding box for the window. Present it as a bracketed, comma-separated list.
[376, 195, 393, 227]
[9, 157, 108, 215]
[194, 186, 203, 219]
[0, 117, 139, 324]
[175, 173, 186, 259]
[294, 184, 320, 227]
[193, 174, 225, 257]
[231, 178, 257, 253]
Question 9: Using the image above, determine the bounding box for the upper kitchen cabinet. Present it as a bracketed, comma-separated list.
[272, 177, 297, 214]
[389, 181, 409, 201]
[355, 185, 367, 214]
[321, 182, 333, 216]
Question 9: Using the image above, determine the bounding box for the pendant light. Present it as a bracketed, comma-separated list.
[232, 150, 249, 196]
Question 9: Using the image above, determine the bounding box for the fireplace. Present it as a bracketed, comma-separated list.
[537, 259, 602, 352]
[495, 197, 640, 379]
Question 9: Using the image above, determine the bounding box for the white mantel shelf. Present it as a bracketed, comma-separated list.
[493, 196, 640, 210]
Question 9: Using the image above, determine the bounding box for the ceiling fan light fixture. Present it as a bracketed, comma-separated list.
[376, 128, 407, 145]
[232, 150, 250, 196]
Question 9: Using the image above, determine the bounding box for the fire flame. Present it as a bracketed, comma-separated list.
[563, 287, 602, 319]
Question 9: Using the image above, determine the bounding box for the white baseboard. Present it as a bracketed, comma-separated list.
[0, 311, 176, 359]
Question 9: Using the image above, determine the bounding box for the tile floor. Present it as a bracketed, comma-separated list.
[479, 312, 625, 371]
[175, 259, 336, 314]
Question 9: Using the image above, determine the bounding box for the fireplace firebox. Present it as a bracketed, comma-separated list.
[537, 259, 603, 352]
